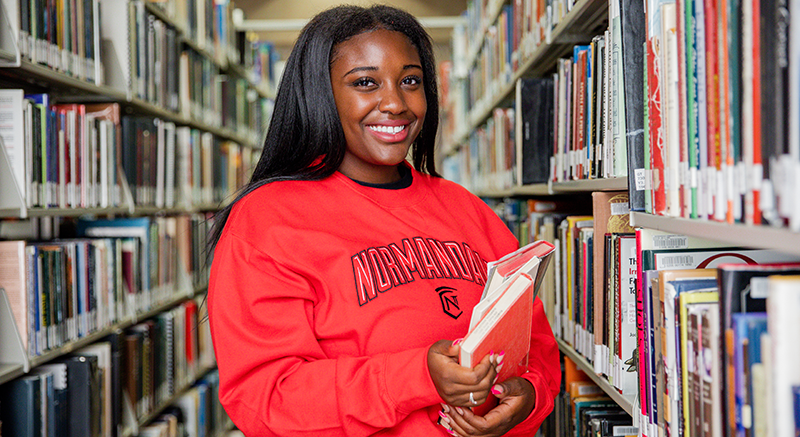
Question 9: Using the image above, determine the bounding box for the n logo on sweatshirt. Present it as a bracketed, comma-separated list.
[350, 236, 488, 307]
[436, 286, 462, 319]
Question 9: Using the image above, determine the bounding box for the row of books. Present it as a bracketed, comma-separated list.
[5, 0, 276, 100]
[98, 1, 271, 138]
[0, 95, 259, 210]
[445, 0, 612, 153]
[235, 32, 283, 93]
[635, 264, 800, 437]
[120, 114, 256, 208]
[144, 0, 239, 68]
[539, 354, 637, 437]
[127, 1, 183, 112]
[490, 189, 800, 431]
[0, 92, 126, 210]
[455, 107, 516, 192]
[12, 0, 104, 83]
[633, 0, 800, 230]
[0, 214, 213, 359]
[3, 0, 276, 145]
[0, 296, 218, 437]
[441, 28, 630, 193]
[550, 34, 629, 183]
[454, 0, 597, 116]
[554, 202, 800, 396]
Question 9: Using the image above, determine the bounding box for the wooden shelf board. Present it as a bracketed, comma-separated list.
[630, 212, 800, 256]
[556, 338, 636, 416]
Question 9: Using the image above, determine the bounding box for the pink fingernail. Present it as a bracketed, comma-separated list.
[439, 411, 449, 422]
[440, 403, 449, 413]
[491, 385, 503, 395]
[497, 352, 505, 365]
[453, 338, 464, 346]
[447, 430, 457, 436]
[455, 407, 464, 415]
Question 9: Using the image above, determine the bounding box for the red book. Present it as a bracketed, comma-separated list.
[184, 299, 197, 369]
[576, 49, 588, 179]
[647, 35, 666, 215]
[717, 0, 734, 224]
[704, 0, 722, 221]
[460, 272, 534, 416]
[676, 0, 690, 218]
[749, 0, 762, 225]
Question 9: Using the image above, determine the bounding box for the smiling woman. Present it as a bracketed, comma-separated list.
[205, 5, 560, 437]
[330, 29, 428, 184]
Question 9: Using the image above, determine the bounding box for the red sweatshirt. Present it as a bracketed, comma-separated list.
[208, 164, 560, 436]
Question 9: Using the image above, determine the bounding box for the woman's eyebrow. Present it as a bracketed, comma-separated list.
[343, 66, 378, 77]
[342, 64, 422, 78]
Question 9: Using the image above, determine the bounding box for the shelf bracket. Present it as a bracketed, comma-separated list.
[0, 288, 31, 374]
[0, 0, 21, 67]
[0, 134, 27, 218]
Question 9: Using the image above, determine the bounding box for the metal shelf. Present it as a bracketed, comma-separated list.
[630, 212, 800, 256]
[0, 60, 127, 99]
[0, 363, 24, 386]
[556, 338, 636, 416]
[551, 177, 627, 192]
[24, 206, 132, 218]
[473, 179, 627, 198]
[513, 183, 553, 196]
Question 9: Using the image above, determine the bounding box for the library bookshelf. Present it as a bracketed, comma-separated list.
[444, 0, 800, 434]
[0, 0, 273, 434]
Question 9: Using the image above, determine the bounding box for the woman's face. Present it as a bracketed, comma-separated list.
[329, 29, 427, 184]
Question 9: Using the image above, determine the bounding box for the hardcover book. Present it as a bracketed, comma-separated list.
[460, 240, 556, 416]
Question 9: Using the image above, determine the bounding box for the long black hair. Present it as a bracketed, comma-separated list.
[207, 4, 440, 253]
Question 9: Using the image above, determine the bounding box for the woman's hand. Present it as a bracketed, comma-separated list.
[427, 340, 499, 407]
[438, 377, 536, 437]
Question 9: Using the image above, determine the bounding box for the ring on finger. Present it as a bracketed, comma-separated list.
[469, 392, 477, 405]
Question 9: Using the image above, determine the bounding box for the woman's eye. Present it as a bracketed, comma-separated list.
[353, 78, 376, 87]
[403, 76, 422, 86]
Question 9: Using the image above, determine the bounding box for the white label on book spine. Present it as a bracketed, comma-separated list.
[737, 162, 747, 194]
[611, 202, 630, 216]
[752, 163, 763, 190]
[594, 345, 603, 373]
[613, 426, 639, 436]
[635, 168, 647, 190]
[652, 235, 689, 249]
[750, 277, 769, 299]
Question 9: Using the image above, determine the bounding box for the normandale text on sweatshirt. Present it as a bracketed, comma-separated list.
[351, 236, 489, 306]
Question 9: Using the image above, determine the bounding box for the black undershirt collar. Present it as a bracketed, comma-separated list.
[351, 165, 413, 190]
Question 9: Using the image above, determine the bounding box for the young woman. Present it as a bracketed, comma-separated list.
[207, 5, 560, 436]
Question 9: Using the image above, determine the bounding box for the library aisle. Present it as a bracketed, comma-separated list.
[3, 0, 800, 435]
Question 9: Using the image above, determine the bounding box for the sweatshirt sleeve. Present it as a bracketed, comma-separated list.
[505, 296, 561, 435]
[208, 231, 444, 436]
